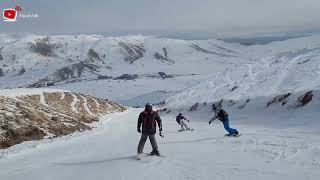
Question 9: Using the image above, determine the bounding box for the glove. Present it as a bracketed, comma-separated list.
[187, 120, 190, 123]
[159, 128, 162, 132]
[137, 128, 141, 133]
[208, 120, 212, 124]
[159, 132, 164, 138]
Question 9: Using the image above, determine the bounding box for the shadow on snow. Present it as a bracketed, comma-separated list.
[54, 156, 137, 166]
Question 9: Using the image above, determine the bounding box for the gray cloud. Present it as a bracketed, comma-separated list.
[1, 0, 320, 37]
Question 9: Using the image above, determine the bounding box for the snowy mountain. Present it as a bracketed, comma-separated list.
[0, 34, 243, 89]
[2, 34, 319, 106]
[0, 34, 320, 180]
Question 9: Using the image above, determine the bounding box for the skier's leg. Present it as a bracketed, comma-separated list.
[182, 120, 190, 130]
[137, 133, 148, 154]
[223, 119, 236, 135]
[149, 134, 159, 151]
[180, 122, 185, 130]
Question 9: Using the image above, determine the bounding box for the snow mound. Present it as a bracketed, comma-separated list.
[0, 88, 68, 98]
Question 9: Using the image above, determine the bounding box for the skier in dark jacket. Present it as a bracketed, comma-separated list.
[137, 103, 162, 158]
[208, 105, 239, 136]
[176, 113, 191, 131]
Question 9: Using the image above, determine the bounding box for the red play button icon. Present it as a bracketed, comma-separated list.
[3, 9, 17, 21]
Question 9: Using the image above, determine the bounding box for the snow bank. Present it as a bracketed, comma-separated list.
[0, 88, 69, 98]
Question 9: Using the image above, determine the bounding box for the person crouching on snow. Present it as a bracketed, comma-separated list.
[176, 113, 191, 131]
[208, 105, 239, 136]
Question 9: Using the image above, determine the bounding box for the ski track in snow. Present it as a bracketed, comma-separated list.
[91, 97, 100, 110]
[0, 108, 319, 180]
[39, 92, 49, 107]
[37, 125, 55, 139]
[105, 101, 112, 109]
[70, 92, 79, 113]
[80, 95, 93, 116]
[60, 92, 65, 100]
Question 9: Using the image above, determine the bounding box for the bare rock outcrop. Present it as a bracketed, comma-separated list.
[190, 103, 199, 112]
[297, 91, 313, 107]
[28, 37, 63, 57]
[118, 42, 145, 63]
[266, 93, 291, 108]
[0, 89, 127, 149]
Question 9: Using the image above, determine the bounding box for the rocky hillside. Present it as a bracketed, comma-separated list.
[0, 89, 127, 149]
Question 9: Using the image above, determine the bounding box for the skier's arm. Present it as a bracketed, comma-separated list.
[209, 112, 218, 124]
[182, 116, 189, 122]
[155, 113, 162, 131]
[137, 113, 143, 132]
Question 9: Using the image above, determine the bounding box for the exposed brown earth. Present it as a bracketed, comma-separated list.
[0, 90, 126, 149]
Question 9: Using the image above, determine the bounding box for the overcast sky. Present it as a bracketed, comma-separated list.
[1, 0, 320, 38]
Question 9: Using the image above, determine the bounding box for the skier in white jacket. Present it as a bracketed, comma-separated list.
[176, 113, 191, 131]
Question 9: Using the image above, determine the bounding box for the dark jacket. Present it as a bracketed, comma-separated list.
[176, 115, 187, 124]
[215, 109, 229, 122]
[138, 111, 162, 135]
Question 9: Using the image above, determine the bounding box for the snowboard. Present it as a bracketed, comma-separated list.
[224, 133, 241, 137]
[178, 128, 194, 132]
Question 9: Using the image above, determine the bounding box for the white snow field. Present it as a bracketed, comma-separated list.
[0, 105, 320, 180]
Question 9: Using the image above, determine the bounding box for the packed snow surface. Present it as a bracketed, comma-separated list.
[0, 108, 319, 180]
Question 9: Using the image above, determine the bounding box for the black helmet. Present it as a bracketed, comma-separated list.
[212, 104, 217, 110]
[178, 113, 182, 116]
[145, 103, 153, 112]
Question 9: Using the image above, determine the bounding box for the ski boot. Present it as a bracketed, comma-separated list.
[150, 149, 160, 156]
[228, 130, 240, 137]
[137, 153, 143, 160]
[233, 130, 239, 136]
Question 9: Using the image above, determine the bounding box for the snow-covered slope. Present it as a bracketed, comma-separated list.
[165, 41, 320, 108]
[0, 108, 319, 180]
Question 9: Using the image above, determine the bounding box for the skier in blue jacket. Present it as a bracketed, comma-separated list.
[209, 105, 239, 136]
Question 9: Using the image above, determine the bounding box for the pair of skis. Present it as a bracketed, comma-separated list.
[225, 133, 241, 137]
[137, 153, 165, 160]
[178, 128, 194, 132]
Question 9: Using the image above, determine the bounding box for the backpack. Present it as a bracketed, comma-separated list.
[143, 111, 156, 130]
